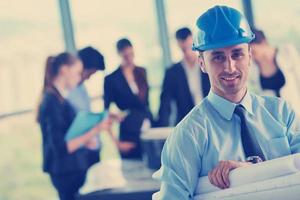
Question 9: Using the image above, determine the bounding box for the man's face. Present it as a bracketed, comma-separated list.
[199, 43, 251, 97]
[82, 68, 97, 81]
[177, 36, 195, 58]
[119, 46, 135, 66]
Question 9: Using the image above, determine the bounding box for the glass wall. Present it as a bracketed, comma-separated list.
[253, 0, 300, 49]
[0, 0, 63, 114]
[0, 1, 64, 199]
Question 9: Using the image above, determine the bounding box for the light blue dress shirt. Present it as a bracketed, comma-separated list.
[153, 90, 300, 200]
[68, 84, 102, 150]
[68, 84, 91, 112]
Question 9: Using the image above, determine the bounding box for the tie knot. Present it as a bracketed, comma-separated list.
[234, 105, 246, 118]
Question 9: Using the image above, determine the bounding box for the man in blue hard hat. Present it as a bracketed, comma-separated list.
[153, 5, 300, 200]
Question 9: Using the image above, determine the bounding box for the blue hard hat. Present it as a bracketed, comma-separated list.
[192, 5, 255, 51]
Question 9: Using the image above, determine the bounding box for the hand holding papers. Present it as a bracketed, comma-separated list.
[103, 111, 136, 153]
[65, 111, 109, 141]
[194, 153, 300, 200]
[207, 160, 252, 189]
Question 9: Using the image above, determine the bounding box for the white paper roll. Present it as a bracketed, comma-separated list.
[194, 172, 300, 200]
[196, 153, 300, 195]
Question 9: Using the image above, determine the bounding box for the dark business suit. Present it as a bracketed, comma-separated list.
[38, 87, 99, 200]
[104, 66, 153, 159]
[157, 62, 210, 127]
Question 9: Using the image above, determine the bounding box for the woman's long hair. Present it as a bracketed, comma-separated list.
[42, 53, 77, 92]
[37, 52, 77, 122]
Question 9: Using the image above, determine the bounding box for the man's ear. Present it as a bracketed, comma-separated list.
[198, 55, 207, 73]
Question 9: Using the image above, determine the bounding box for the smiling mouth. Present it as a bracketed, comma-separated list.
[221, 75, 240, 81]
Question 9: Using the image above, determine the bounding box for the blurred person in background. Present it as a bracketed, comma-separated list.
[104, 38, 153, 160]
[37, 52, 114, 200]
[250, 28, 300, 116]
[68, 46, 106, 163]
[68, 46, 105, 112]
[156, 27, 210, 127]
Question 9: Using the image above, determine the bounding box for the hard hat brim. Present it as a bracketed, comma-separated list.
[192, 36, 254, 52]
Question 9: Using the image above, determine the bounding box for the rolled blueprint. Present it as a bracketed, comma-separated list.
[194, 172, 300, 200]
[195, 153, 300, 195]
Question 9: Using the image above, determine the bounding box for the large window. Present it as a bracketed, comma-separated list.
[71, 0, 163, 113]
[253, 0, 300, 49]
[165, 0, 243, 61]
[0, 1, 64, 199]
[0, 0, 63, 114]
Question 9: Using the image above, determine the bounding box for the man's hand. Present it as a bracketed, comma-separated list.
[94, 118, 113, 133]
[117, 141, 136, 153]
[208, 160, 252, 189]
[108, 112, 125, 122]
[85, 136, 99, 150]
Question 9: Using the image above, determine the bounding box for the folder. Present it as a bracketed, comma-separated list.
[65, 110, 108, 141]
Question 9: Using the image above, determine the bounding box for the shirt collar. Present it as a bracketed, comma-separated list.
[207, 90, 254, 120]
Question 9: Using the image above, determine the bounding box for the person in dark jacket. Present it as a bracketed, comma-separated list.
[156, 28, 210, 127]
[37, 52, 113, 200]
[104, 38, 153, 159]
[68, 47, 106, 163]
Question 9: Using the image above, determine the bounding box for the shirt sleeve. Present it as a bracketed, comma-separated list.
[40, 98, 69, 157]
[283, 101, 300, 153]
[153, 121, 206, 200]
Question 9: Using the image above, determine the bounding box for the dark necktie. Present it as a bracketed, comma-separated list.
[234, 105, 265, 161]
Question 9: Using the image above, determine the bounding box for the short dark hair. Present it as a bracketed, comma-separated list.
[250, 28, 266, 44]
[78, 46, 105, 70]
[116, 38, 132, 52]
[175, 27, 192, 40]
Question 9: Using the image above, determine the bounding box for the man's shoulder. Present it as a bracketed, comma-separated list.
[252, 93, 285, 108]
[251, 93, 293, 118]
[166, 62, 183, 74]
[105, 67, 121, 80]
[175, 99, 210, 129]
[169, 99, 210, 144]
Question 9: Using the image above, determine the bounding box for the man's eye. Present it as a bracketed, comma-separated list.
[212, 55, 225, 62]
[232, 52, 244, 59]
